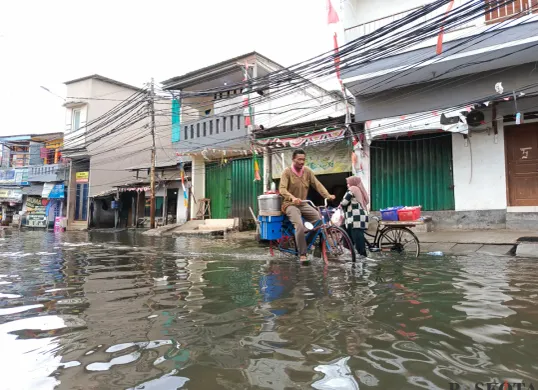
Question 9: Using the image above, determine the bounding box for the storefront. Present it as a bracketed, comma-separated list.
[0, 188, 23, 225]
[41, 183, 65, 227]
[266, 129, 354, 206]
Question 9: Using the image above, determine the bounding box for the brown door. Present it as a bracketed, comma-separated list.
[505, 123, 538, 206]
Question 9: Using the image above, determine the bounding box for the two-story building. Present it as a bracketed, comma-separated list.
[162, 52, 351, 222]
[341, 0, 538, 229]
[0, 132, 66, 227]
[62, 75, 174, 230]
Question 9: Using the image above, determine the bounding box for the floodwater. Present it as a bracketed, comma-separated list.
[1, 230, 538, 390]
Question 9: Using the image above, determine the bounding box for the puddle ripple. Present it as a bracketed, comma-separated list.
[0, 230, 537, 388]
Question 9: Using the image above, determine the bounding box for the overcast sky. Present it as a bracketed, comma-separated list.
[0, 0, 340, 136]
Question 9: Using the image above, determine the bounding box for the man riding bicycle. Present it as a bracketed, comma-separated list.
[279, 149, 335, 263]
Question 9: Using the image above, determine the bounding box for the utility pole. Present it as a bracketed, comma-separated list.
[149, 78, 157, 229]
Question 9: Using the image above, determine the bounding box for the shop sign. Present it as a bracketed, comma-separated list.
[76, 172, 89, 183]
[42, 183, 65, 199]
[271, 140, 352, 178]
[27, 213, 47, 228]
[0, 169, 16, 184]
[26, 196, 46, 213]
[0, 188, 23, 202]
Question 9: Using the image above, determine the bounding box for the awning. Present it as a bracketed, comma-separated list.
[365, 107, 470, 144]
[22, 184, 44, 196]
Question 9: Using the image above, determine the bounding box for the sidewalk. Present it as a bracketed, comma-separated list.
[415, 230, 538, 256]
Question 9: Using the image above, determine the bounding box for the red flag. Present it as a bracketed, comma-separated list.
[436, 0, 455, 55]
[327, 0, 339, 24]
[333, 33, 341, 80]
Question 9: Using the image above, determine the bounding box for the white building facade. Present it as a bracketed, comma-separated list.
[341, 0, 538, 229]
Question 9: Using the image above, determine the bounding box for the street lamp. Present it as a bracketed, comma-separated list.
[40, 86, 66, 101]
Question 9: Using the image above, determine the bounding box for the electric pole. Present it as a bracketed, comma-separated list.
[149, 78, 157, 229]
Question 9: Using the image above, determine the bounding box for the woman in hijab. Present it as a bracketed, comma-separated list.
[339, 176, 370, 257]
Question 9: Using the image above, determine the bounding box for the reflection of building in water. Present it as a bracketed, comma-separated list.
[312, 357, 360, 390]
[240, 263, 378, 389]
[55, 249, 178, 390]
[183, 255, 207, 311]
[452, 258, 517, 321]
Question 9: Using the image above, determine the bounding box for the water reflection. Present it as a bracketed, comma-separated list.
[0, 230, 538, 389]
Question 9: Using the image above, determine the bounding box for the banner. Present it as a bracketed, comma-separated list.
[42, 183, 65, 199]
[26, 196, 46, 213]
[0, 169, 16, 184]
[0, 188, 23, 202]
[272, 141, 351, 179]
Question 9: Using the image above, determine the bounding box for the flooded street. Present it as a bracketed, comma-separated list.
[1, 230, 538, 389]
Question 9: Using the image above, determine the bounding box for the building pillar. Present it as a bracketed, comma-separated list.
[361, 142, 371, 212]
[263, 147, 271, 192]
[66, 161, 76, 225]
[190, 155, 205, 220]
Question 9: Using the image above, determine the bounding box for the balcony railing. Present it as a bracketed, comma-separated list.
[182, 111, 247, 144]
[485, 0, 538, 24]
[28, 164, 68, 182]
[344, 0, 478, 40]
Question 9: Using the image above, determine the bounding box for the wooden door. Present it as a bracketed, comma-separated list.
[505, 123, 538, 206]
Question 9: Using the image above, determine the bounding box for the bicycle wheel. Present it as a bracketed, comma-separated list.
[321, 226, 357, 263]
[378, 227, 420, 258]
[278, 235, 298, 257]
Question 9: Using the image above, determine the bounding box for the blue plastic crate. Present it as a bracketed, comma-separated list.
[380, 206, 403, 221]
[260, 220, 283, 240]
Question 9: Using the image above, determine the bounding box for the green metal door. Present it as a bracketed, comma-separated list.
[231, 157, 264, 219]
[371, 133, 455, 211]
[205, 163, 232, 219]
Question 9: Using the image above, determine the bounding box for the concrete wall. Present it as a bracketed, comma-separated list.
[354, 63, 538, 121]
[254, 86, 348, 129]
[342, 0, 425, 29]
[176, 181, 191, 223]
[451, 109, 507, 212]
[65, 78, 173, 198]
[190, 155, 205, 219]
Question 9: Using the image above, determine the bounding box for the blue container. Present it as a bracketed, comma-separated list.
[259, 215, 284, 240]
[258, 215, 284, 223]
[380, 206, 403, 221]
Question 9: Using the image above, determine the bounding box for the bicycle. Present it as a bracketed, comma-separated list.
[364, 216, 421, 258]
[272, 199, 357, 263]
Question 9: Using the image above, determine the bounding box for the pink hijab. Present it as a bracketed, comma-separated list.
[346, 176, 369, 208]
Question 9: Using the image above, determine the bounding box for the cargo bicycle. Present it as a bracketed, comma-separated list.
[262, 200, 357, 263]
[363, 216, 421, 258]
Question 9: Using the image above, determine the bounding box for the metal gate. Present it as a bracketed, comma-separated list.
[205, 163, 232, 219]
[205, 157, 264, 219]
[370, 133, 455, 211]
[231, 157, 264, 219]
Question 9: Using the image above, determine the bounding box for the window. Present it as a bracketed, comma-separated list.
[237, 115, 241, 130]
[72, 110, 81, 132]
[223, 117, 227, 132]
[230, 116, 234, 131]
[216, 119, 220, 134]
[196, 123, 200, 138]
[203, 122, 207, 136]
[190, 125, 194, 139]
[185, 126, 189, 140]
[209, 120, 213, 135]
